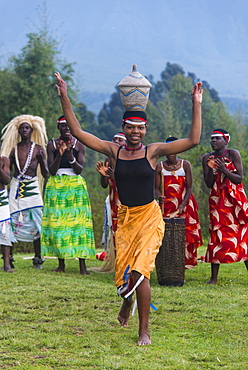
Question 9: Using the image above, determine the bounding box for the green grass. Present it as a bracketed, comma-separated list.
[1, 246, 248, 370]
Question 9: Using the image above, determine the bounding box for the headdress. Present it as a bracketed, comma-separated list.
[211, 128, 230, 142]
[1, 115, 48, 158]
[113, 132, 127, 140]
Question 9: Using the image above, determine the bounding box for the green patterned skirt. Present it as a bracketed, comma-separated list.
[41, 175, 95, 259]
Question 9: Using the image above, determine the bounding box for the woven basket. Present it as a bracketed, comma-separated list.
[117, 64, 151, 111]
[155, 217, 186, 286]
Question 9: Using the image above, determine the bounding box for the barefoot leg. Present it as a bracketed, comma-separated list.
[117, 297, 133, 327]
[79, 258, 90, 275]
[1, 245, 14, 273]
[52, 258, 65, 272]
[132, 271, 151, 345]
[206, 263, 219, 284]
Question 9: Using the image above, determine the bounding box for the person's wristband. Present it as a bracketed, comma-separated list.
[69, 157, 76, 164]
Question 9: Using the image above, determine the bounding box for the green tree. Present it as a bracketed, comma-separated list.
[1, 30, 75, 138]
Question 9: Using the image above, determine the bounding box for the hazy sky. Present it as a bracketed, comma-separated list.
[1, 0, 248, 100]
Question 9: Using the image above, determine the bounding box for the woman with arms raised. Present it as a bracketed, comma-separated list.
[55, 72, 203, 346]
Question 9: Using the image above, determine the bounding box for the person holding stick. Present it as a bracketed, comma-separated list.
[54, 71, 202, 346]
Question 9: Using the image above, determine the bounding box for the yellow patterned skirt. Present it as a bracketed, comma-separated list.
[115, 200, 164, 287]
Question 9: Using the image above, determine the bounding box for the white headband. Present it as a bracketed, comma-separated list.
[124, 119, 146, 125]
[211, 133, 230, 142]
[114, 134, 126, 140]
[58, 119, 67, 124]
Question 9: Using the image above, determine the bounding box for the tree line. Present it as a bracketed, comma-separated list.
[0, 27, 248, 247]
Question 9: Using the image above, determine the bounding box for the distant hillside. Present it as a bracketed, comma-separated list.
[221, 97, 248, 115]
[80, 91, 111, 116]
[82, 91, 248, 119]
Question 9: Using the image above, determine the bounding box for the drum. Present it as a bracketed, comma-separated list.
[155, 217, 185, 286]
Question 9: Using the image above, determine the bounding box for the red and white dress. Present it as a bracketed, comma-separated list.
[159, 161, 202, 269]
[205, 157, 248, 263]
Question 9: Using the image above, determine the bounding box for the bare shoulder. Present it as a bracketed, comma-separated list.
[183, 159, 192, 168]
[47, 139, 56, 152]
[75, 139, 85, 149]
[202, 152, 211, 161]
[155, 160, 163, 170]
[47, 139, 55, 146]
[228, 148, 240, 156]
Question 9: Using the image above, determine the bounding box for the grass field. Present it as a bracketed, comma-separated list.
[1, 247, 248, 370]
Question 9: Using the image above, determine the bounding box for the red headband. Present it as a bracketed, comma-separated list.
[57, 118, 66, 124]
[211, 130, 230, 141]
[123, 117, 147, 123]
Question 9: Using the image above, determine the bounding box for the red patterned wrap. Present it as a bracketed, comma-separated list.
[160, 173, 202, 269]
[206, 158, 248, 263]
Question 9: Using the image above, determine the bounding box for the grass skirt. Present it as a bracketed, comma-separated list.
[41, 175, 95, 259]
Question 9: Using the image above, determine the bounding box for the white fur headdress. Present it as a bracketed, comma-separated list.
[1, 115, 48, 157]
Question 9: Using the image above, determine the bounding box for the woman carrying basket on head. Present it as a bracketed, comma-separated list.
[54, 71, 202, 346]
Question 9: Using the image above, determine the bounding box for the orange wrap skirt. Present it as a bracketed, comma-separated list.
[115, 200, 165, 287]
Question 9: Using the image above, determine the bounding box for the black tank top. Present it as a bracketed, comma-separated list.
[114, 146, 154, 207]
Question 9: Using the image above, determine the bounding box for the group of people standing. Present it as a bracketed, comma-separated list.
[0, 114, 95, 274]
[1, 71, 248, 346]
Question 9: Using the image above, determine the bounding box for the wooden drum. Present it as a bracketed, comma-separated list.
[155, 217, 185, 286]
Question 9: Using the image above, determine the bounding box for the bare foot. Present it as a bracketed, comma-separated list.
[80, 270, 90, 275]
[205, 278, 217, 284]
[138, 333, 151, 346]
[52, 267, 65, 272]
[4, 268, 15, 273]
[118, 298, 133, 327]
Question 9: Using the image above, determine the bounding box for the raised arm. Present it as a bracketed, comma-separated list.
[55, 73, 117, 161]
[149, 82, 203, 163]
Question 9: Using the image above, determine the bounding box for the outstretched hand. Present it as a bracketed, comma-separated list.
[191, 82, 203, 103]
[54, 72, 67, 97]
[96, 161, 114, 178]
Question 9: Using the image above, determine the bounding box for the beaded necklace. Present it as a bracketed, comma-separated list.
[59, 135, 72, 144]
[214, 148, 227, 158]
[165, 160, 179, 176]
[124, 143, 143, 151]
[15, 142, 35, 180]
